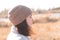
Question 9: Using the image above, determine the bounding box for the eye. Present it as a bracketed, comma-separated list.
[30, 16, 32, 18]
[30, 15, 32, 18]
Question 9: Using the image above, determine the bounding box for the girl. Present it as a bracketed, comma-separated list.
[7, 5, 33, 40]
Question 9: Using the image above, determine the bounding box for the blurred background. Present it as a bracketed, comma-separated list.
[0, 0, 60, 40]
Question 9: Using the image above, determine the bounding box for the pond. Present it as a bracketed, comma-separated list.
[0, 13, 60, 22]
[0, 18, 9, 22]
[49, 13, 60, 19]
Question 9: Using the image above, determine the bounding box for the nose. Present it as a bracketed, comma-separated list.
[31, 16, 34, 24]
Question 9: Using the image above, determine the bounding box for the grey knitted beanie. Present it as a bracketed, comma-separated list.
[8, 5, 32, 25]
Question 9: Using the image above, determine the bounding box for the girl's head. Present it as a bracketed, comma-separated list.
[8, 5, 32, 25]
[8, 5, 33, 36]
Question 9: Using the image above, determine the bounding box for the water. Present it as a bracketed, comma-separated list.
[0, 18, 9, 22]
[0, 13, 60, 22]
[49, 13, 60, 19]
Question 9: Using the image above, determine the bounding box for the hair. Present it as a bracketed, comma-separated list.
[15, 19, 31, 36]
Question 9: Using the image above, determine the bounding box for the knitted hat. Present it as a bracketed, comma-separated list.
[8, 5, 32, 25]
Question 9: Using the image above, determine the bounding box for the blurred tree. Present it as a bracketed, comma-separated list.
[36, 8, 42, 14]
[52, 7, 60, 10]
[0, 9, 9, 18]
[31, 8, 36, 14]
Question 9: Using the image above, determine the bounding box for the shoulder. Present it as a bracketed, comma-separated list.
[7, 32, 29, 40]
[20, 35, 29, 40]
[7, 26, 29, 40]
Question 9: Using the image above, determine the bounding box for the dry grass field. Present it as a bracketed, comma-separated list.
[30, 21, 60, 40]
[0, 27, 10, 40]
[0, 21, 60, 40]
[0, 14, 60, 40]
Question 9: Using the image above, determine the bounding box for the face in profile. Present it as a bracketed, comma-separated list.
[15, 15, 33, 36]
[26, 15, 33, 27]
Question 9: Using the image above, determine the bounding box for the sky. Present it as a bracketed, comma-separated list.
[0, 0, 60, 11]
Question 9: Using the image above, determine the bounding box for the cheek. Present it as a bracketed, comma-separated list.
[26, 18, 33, 26]
[29, 19, 33, 25]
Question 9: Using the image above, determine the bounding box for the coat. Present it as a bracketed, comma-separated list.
[7, 26, 29, 40]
